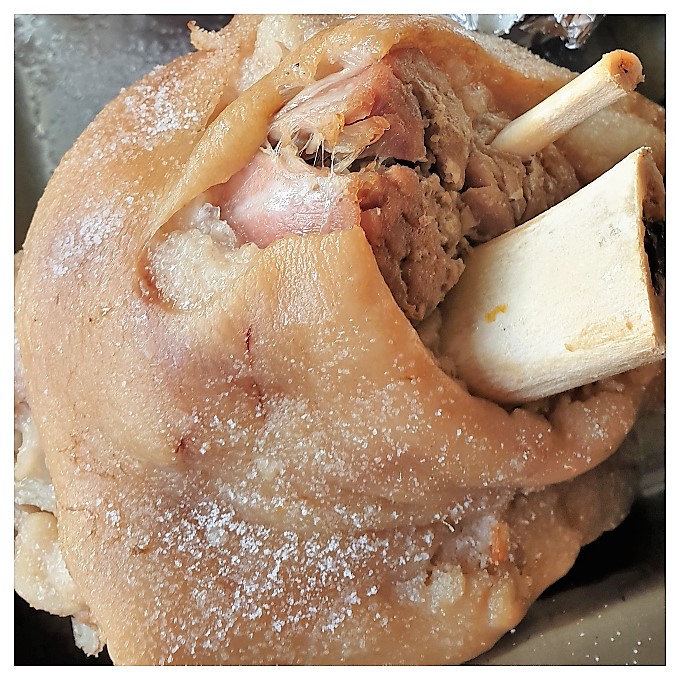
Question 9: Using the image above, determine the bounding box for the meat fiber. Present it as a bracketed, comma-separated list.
[208, 47, 580, 324]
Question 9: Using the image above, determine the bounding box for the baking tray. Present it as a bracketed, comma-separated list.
[14, 14, 665, 666]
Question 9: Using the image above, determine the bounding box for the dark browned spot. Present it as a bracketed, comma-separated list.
[644, 220, 665, 296]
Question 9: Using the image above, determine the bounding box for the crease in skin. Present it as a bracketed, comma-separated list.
[141, 219, 651, 534]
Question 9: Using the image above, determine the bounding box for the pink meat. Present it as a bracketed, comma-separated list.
[269, 62, 427, 165]
[206, 47, 579, 325]
[207, 149, 361, 248]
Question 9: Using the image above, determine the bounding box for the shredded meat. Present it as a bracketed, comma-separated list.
[270, 62, 426, 169]
[359, 165, 470, 322]
[208, 47, 580, 324]
[522, 145, 581, 221]
[462, 146, 525, 239]
[384, 49, 472, 190]
[462, 113, 579, 241]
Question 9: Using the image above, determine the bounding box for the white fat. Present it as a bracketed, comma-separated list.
[15, 402, 56, 513]
[166, 196, 238, 248]
[72, 617, 106, 657]
[15, 511, 83, 616]
[14, 478, 56, 515]
[151, 195, 260, 310]
[15, 510, 106, 655]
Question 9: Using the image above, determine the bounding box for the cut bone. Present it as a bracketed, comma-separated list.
[439, 147, 665, 404]
[491, 50, 643, 158]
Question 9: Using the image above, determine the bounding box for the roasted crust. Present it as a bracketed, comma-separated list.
[15, 15, 665, 664]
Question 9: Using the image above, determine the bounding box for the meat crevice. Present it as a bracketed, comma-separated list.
[191, 48, 581, 329]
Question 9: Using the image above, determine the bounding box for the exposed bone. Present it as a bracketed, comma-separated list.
[491, 50, 643, 158]
[439, 147, 665, 404]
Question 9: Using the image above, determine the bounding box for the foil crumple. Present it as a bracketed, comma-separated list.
[446, 14, 602, 49]
[446, 14, 523, 36]
[517, 14, 602, 49]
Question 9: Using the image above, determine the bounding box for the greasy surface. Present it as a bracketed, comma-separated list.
[15, 15, 665, 665]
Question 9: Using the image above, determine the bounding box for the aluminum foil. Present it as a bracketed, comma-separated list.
[518, 14, 603, 49]
[446, 14, 523, 36]
[447, 13, 602, 48]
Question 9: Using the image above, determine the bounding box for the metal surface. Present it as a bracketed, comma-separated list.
[14, 14, 230, 249]
[14, 14, 665, 666]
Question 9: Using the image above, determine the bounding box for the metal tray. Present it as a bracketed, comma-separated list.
[14, 14, 665, 666]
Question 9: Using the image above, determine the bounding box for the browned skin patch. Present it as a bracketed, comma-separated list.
[490, 520, 510, 565]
